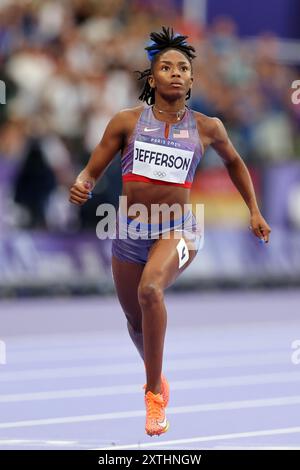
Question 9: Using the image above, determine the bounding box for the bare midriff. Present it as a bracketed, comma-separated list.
[121, 181, 191, 223]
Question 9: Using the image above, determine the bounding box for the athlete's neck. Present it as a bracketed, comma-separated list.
[152, 98, 187, 123]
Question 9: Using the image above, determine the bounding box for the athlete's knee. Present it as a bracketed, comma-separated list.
[137, 281, 163, 308]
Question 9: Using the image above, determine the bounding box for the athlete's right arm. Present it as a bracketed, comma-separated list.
[69, 111, 127, 206]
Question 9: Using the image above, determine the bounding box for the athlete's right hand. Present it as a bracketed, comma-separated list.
[69, 180, 93, 206]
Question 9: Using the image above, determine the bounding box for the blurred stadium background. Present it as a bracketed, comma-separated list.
[1, 0, 300, 452]
[0, 0, 300, 298]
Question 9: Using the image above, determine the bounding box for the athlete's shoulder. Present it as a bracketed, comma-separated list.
[191, 110, 220, 129]
[117, 105, 145, 120]
[113, 106, 145, 129]
[106, 106, 144, 135]
[191, 110, 227, 143]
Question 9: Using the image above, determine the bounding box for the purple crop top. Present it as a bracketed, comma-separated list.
[122, 106, 202, 188]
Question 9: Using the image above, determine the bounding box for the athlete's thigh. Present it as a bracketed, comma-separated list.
[141, 232, 198, 290]
[111, 255, 145, 326]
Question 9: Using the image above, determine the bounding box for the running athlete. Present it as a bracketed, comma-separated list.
[69, 27, 271, 437]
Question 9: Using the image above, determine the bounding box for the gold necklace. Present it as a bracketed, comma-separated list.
[153, 105, 186, 121]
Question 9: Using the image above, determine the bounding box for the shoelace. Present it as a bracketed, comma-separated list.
[145, 394, 164, 420]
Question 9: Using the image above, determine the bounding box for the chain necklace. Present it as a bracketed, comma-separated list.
[153, 105, 186, 121]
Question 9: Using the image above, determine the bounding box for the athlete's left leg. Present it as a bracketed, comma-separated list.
[138, 232, 199, 395]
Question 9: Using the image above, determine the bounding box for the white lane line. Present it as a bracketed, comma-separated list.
[7, 323, 298, 363]
[0, 395, 300, 429]
[213, 446, 300, 450]
[0, 439, 117, 447]
[1, 371, 300, 403]
[6, 317, 299, 345]
[5, 335, 294, 362]
[0, 439, 78, 446]
[7, 345, 137, 363]
[94, 426, 300, 450]
[0, 351, 289, 382]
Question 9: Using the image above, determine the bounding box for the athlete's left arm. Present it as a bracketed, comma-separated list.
[210, 118, 271, 243]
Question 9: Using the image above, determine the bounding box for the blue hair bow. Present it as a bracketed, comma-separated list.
[146, 33, 187, 61]
[146, 40, 160, 61]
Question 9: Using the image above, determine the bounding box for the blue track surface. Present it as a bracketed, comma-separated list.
[0, 290, 300, 449]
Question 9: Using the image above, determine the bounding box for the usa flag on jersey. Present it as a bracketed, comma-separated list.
[173, 128, 189, 138]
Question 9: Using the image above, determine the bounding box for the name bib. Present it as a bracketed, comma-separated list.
[133, 139, 194, 184]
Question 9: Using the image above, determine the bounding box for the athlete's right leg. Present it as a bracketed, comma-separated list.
[111, 254, 145, 361]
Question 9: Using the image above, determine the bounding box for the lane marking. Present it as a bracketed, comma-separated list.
[1, 371, 300, 402]
[6, 321, 299, 361]
[0, 395, 300, 429]
[213, 446, 300, 450]
[0, 439, 77, 446]
[94, 426, 300, 450]
[0, 351, 288, 382]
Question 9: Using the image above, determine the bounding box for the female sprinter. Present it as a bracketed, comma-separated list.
[69, 27, 271, 437]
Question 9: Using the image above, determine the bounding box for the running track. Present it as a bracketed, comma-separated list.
[0, 290, 300, 450]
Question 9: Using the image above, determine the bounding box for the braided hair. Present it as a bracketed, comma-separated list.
[137, 26, 196, 105]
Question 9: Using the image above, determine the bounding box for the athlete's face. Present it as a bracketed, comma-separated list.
[148, 49, 193, 101]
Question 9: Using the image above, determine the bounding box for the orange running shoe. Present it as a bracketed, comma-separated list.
[143, 374, 170, 407]
[144, 391, 169, 436]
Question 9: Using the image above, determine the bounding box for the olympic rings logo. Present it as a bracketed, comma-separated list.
[153, 171, 167, 178]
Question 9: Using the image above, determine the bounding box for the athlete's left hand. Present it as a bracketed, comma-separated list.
[249, 212, 271, 243]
